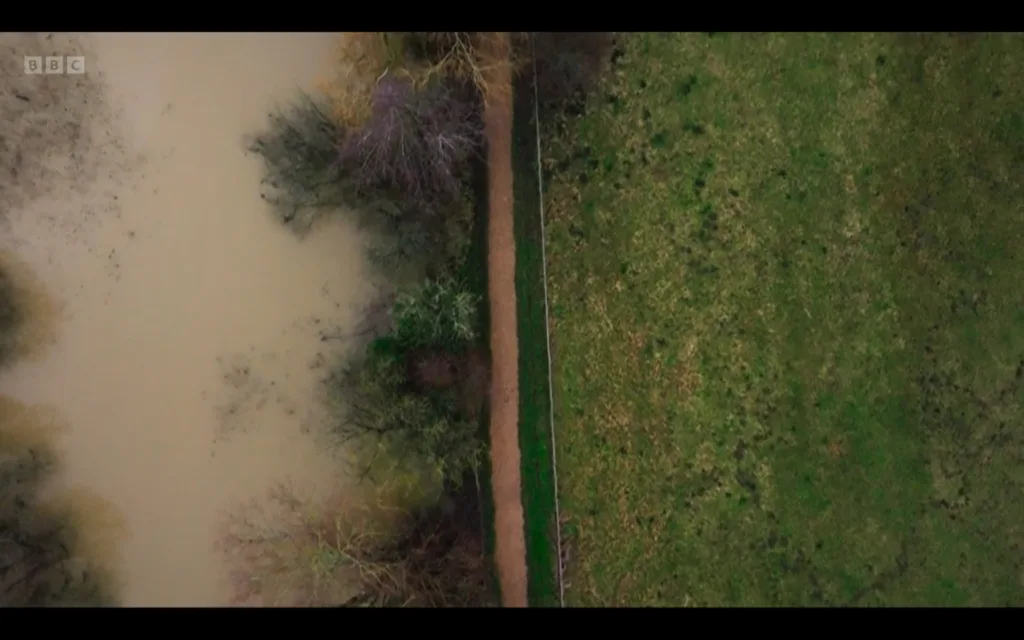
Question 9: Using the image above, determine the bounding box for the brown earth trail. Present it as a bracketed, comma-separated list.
[480, 32, 528, 608]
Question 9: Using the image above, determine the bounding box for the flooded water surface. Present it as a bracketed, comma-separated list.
[0, 33, 369, 606]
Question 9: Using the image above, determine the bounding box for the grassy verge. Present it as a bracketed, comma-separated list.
[463, 152, 500, 601]
[511, 70, 560, 606]
[544, 33, 1024, 606]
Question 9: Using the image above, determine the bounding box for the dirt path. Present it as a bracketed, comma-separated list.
[481, 33, 529, 608]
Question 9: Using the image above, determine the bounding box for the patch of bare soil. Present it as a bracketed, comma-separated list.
[481, 33, 528, 608]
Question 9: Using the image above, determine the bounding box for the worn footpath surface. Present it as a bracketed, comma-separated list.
[483, 33, 529, 608]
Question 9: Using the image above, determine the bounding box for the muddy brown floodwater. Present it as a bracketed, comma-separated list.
[0, 33, 372, 606]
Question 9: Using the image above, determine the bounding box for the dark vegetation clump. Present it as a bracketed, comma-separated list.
[0, 430, 114, 607]
[250, 76, 480, 278]
[250, 32, 614, 272]
[339, 477, 493, 607]
[219, 475, 494, 607]
[0, 266, 116, 607]
[246, 34, 503, 606]
[249, 35, 495, 489]
[0, 266, 23, 366]
[337, 76, 482, 216]
[244, 32, 615, 606]
[403, 32, 476, 64]
[529, 32, 616, 110]
[249, 97, 348, 234]
[329, 277, 488, 487]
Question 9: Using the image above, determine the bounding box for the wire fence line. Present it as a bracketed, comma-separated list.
[529, 35, 565, 609]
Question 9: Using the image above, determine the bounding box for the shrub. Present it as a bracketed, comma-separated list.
[248, 94, 354, 234]
[217, 483, 362, 607]
[324, 277, 485, 487]
[218, 482, 495, 607]
[0, 397, 118, 606]
[0, 265, 24, 365]
[250, 78, 481, 278]
[342, 76, 482, 277]
[337, 480, 495, 607]
[335, 33, 520, 105]
[338, 76, 483, 214]
[0, 261, 114, 607]
[528, 32, 616, 109]
[251, 74, 483, 225]
[325, 33, 410, 129]
[330, 342, 483, 487]
[392, 276, 480, 352]
[402, 33, 519, 99]
[0, 253, 56, 368]
[395, 32, 614, 108]
[247, 33, 498, 607]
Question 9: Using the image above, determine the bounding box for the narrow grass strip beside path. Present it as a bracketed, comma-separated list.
[511, 57, 561, 608]
[463, 150, 500, 604]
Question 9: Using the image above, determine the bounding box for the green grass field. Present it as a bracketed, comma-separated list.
[541, 32, 1024, 606]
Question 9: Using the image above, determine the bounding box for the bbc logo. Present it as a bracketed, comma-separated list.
[24, 56, 86, 75]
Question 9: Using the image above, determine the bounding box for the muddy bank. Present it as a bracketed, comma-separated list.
[0, 33, 372, 606]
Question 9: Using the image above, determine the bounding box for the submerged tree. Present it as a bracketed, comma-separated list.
[0, 397, 118, 607]
[0, 260, 116, 607]
[0, 252, 56, 368]
[0, 265, 23, 365]
[250, 78, 480, 278]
